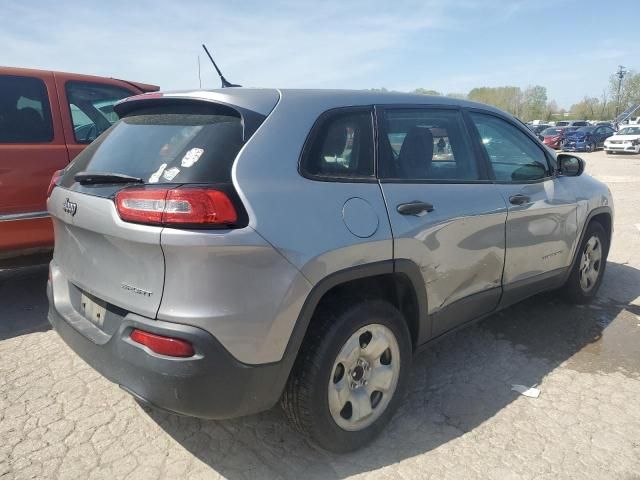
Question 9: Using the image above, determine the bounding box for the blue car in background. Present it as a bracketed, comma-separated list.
[563, 125, 615, 152]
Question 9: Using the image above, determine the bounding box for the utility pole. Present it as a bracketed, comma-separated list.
[197, 55, 202, 89]
[615, 65, 627, 119]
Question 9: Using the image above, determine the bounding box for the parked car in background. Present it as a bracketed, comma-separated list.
[603, 125, 640, 154]
[47, 89, 613, 452]
[528, 123, 550, 135]
[556, 120, 588, 128]
[0, 66, 159, 259]
[595, 121, 615, 130]
[539, 126, 568, 149]
[563, 125, 615, 152]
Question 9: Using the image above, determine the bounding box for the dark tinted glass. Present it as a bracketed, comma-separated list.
[66, 81, 134, 143]
[470, 112, 549, 182]
[302, 110, 374, 178]
[63, 109, 244, 186]
[381, 108, 479, 181]
[0, 75, 53, 143]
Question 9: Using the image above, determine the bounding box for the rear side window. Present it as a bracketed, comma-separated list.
[0, 75, 53, 143]
[66, 81, 134, 143]
[380, 108, 480, 181]
[63, 105, 245, 186]
[301, 110, 374, 179]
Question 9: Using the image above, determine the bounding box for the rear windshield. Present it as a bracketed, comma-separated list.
[542, 128, 562, 135]
[62, 108, 244, 186]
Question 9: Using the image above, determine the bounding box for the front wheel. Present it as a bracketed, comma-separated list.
[562, 221, 608, 303]
[282, 299, 411, 452]
[585, 142, 595, 152]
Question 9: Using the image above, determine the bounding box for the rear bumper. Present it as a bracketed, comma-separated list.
[47, 282, 288, 419]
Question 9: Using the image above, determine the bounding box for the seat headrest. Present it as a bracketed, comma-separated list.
[398, 126, 434, 178]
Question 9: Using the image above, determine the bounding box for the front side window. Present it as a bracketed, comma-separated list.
[470, 112, 550, 182]
[0, 75, 53, 143]
[380, 108, 480, 181]
[301, 110, 374, 179]
[66, 81, 134, 143]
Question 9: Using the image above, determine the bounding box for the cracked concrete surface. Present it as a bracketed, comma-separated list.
[1, 150, 640, 479]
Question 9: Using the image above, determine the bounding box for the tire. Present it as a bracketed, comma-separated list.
[562, 221, 608, 304]
[586, 142, 595, 153]
[281, 298, 412, 453]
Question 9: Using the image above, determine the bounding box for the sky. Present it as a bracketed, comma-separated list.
[0, 0, 637, 109]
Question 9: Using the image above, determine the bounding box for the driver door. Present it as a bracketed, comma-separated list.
[467, 111, 579, 304]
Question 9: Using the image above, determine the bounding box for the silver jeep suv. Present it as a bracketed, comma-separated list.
[47, 89, 613, 452]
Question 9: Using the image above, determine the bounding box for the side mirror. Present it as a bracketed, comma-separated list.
[557, 153, 585, 177]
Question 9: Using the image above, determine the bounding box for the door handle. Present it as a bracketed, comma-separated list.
[509, 194, 531, 205]
[397, 201, 434, 216]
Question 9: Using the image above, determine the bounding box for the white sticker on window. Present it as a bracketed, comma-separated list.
[162, 167, 180, 181]
[181, 147, 204, 168]
[148, 163, 167, 183]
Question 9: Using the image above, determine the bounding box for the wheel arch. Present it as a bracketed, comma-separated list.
[273, 260, 428, 399]
[562, 205, 613, 284]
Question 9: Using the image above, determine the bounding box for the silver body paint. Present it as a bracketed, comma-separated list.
[48, 89, 614, 365]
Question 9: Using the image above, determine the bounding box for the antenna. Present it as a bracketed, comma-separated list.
[197, 55, 202, 89]
[202, 44, 241, 88]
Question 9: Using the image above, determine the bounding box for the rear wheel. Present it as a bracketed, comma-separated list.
[562, 221, 608, 303]
[282, 299, 411, 452]
[586, 142, 595, 152]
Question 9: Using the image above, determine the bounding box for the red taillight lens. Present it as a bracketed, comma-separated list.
[115, 187, 237, 226]
[47, 169, 64, 197]
[130, 329, 195, 357]
[115, 188, 167, 225]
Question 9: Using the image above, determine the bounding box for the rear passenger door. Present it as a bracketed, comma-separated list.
[467, 111, 578, 304]
[377, 106, 508, 341]
[0, 72, 68, 252]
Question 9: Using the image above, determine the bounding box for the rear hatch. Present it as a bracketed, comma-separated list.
[48, 94, 275, 321]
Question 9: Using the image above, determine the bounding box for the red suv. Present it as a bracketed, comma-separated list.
[0, 67, 158, 259]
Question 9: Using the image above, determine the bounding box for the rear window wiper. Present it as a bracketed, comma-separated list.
[74, 172, 144, 185]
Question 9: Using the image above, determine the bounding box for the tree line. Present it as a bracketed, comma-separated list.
[371, 70, 640, 122]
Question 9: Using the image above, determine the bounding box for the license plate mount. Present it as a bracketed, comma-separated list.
[80, 293, 107, 328]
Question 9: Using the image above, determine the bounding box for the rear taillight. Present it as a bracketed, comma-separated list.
[130, 329, 194, 357]
[115, 187, 238, 226]
[47, 169, 64, 197]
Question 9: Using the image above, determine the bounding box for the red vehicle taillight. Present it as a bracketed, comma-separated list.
[47, 169, 64, 197]
[115, 187, 238, 226]
[130, 329, 195, 357]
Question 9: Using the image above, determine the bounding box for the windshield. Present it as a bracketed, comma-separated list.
[62, 111, 245, 187]
[542, 128, 562, 136]
[618, 127, 640, 135]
